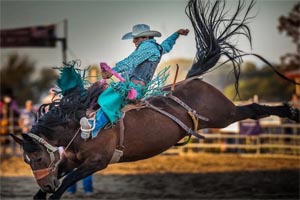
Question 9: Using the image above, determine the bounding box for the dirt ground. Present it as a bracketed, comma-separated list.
[1, 153, 299, 200]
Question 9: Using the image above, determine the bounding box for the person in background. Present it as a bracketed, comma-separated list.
[18, 100, 35, 133]
[0, 88, 20, 156]
[290, 94, 299, 109]
[66, 175, 94, 197]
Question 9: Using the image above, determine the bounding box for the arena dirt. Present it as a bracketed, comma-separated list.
[1, 153, 299, 200]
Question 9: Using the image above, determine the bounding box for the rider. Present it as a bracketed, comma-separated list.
[81, 24, 189, 138]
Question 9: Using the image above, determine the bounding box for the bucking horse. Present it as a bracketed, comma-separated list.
[11, 0, 299, 199]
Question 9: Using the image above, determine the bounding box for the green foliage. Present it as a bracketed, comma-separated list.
[278, 3, 299, 70]
[0, 53, 58, 105]
[224, 64, 294, 101]
[242, 61, 257, 72]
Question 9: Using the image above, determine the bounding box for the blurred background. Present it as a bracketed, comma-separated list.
[0, 0, 299, 199]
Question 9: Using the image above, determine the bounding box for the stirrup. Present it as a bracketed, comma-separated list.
[80, 117, 96, 140]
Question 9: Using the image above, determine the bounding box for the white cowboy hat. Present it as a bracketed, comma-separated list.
[122, 24, 161, 40]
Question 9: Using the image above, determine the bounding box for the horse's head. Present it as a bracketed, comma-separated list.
[11, 133, 63, 193]
[10, 82, 105, 192]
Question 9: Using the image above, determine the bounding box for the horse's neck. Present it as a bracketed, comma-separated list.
[38, 129, 77, 148]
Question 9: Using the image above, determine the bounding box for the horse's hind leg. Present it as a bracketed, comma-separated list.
[234, 103, 299, 123]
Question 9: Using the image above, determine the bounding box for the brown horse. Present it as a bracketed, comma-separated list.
[11, 77, 299, 199]
[11, 0, 299, 199]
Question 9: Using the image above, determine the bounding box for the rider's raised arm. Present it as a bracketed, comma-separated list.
[160, 32, 179, 54]
[160, 29, 189, 54]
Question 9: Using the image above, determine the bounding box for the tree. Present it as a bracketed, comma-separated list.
[224, 4, 300, 101]
[224, 64, 294, 101]
[278, 3, 300, 70]
[0, 53, 58, 105]
[242, 61, 257, 73]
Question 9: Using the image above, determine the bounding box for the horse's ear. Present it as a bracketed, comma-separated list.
[9, 133, 23, 145]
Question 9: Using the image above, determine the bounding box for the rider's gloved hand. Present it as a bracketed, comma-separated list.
[177, 29, 189, 36]
[101, 71, 113, 79]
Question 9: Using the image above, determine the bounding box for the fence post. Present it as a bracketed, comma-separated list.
[256, 135, 261, 155]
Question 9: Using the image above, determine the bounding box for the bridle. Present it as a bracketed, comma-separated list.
[26, 129, 80, 181]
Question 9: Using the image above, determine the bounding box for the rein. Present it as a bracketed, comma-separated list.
[27, 128, 80, 180]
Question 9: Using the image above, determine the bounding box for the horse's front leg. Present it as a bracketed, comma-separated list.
[34, 189, 47, 200]
[48, 155, 109, 199]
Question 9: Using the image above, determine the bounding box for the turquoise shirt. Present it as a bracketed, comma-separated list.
[113, 32, 179, 74]
[99, 32, 180, 123]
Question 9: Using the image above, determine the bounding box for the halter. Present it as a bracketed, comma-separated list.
[26, 133, 60, 180]
[26, 129, 80, 180]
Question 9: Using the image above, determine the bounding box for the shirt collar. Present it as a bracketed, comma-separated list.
[139, 38, 156, 45]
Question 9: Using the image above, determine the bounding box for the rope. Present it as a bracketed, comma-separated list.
[65, 128, 80, 151]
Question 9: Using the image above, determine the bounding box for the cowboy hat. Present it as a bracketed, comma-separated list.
[122, 24, 161, 40]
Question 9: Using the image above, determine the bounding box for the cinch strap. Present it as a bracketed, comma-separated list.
[109, 111, 125, 164]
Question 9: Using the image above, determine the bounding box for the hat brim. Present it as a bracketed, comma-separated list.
[122, 31, 161, 40]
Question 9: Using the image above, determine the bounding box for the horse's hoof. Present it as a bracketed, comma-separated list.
[291, 108, 300, 122]
[284, 102, 300, 122]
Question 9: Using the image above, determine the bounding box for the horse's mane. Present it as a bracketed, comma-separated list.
[31, 83, 105, 138]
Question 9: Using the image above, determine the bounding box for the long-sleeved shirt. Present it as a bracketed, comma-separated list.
[113, 32, 180, 75]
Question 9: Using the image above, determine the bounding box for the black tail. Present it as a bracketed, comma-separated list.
[185, 0, 299, 87]
[185, 0, 255, 80]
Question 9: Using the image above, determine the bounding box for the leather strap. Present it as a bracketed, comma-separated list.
[118, 112, 125, 150]
[32, 167, 53, 180]
[27, 133, 58, 152]
[27, 133, 61, 181]
[144, 101, 205, 140]
[168, 94, 209, 121]
[109, 112, 125, 164]
[109, 96, 207, 163]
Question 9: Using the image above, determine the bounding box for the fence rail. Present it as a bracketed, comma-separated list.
[165, 131, 300, 158]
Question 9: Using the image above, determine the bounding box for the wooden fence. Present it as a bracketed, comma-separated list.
[164, 124, 300, 158]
